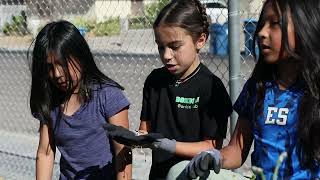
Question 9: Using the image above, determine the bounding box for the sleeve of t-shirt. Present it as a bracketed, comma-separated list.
[140, 73, 152, 121]
[233, 79, 255, 120]
[201, 77, 233, 139]
[99, 86, 130, 119]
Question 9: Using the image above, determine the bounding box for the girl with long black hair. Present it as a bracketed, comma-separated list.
[30, 20, 132, 180]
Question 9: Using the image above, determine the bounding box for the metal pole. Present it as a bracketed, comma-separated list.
[228, 0, 241, 135]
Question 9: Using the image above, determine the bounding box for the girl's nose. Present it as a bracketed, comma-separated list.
[258, 24, 269, 40]
[163, 47, 173, 62]
[54, 66, 63, 78]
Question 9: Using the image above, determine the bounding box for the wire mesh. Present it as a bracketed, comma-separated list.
[0, 0, 264, 179]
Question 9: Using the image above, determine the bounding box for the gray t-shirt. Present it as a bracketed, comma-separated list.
[48, 85, 130, 179]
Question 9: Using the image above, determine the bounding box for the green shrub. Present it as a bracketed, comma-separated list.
[2, 11, 29, 36]
[92, 18, 120, 36]
[144, 0, 170, 26]
[72, 17, 121, 37]
[73, 17, 95, 32]
[129, 16, 150, 29]
[128, 0, 170, 29]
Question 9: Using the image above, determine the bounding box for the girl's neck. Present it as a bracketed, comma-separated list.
[61, 92, 82, 116]
[275, 58, 300, 90]
[61, 84, 82, 116]
[178, 56, 200, 80]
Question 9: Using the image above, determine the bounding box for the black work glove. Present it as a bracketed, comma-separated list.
[104, 123, 176, 153]
[185, 149, 222, 179]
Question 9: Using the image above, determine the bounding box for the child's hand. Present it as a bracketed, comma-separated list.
[137, 130, 148, 135]
[185, 149, 222, 179]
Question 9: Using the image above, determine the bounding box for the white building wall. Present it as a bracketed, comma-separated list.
[93, 1, 131, 22]
[240, 0, 264, 20]
[89, 0, 178, 22]
[143, 0, 154, 5]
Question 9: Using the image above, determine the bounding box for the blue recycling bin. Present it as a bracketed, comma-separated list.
[209, 23, 228, 56]
[243, 19, 259, 56]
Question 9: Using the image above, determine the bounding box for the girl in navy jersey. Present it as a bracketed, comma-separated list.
[29, 20, 132, 180]
[185, 0, 320, 179]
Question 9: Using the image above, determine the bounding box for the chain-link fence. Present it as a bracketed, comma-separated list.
[0, 0, 264, 179]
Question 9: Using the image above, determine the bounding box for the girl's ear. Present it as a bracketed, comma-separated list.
[196, 33, 207, 50]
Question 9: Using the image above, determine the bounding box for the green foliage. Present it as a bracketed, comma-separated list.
[129, 16, 150, 29]
[250, 174, 256, 180]
[73, 17, 95, 32]
[72, 17, 120, 37]
[92, 18, 120, 36]
[129, 0, 170, 29]
[2, 11, 29, 36]
[251, 152, 288, 180]
[144, 0, 170, 26]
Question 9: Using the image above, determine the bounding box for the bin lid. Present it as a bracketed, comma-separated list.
[243, 18, 258, 23]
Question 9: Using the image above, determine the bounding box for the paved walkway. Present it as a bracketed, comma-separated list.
[0, 29, 211, 55]
[0, 29, 158, 54]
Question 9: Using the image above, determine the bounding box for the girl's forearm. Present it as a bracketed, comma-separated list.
[220, 117, 253, 169]
[116, 163, 132, 180]
[220, 145, 243, 169]
[114, 144, 132, 180]
[36, 123, 55, 180]
[175, 140, 216, 158]
[36, 153, 55, 180]
[108, 109, 132, 179]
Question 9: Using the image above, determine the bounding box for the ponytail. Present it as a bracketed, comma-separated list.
[192, 0, 210, 40]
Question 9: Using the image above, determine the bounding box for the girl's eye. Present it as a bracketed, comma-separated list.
[157, 46, 164, 51]
[170, 45, 181, 50]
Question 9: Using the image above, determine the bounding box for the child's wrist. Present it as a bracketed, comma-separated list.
[154, 138, 176, 153]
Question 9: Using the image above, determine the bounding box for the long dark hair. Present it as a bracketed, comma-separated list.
[153, 0, 209, 42]
[252, 0, 320, 168]
[29, 20, 123, 124]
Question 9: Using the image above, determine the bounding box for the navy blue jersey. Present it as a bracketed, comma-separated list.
[234, 80, 320, 180]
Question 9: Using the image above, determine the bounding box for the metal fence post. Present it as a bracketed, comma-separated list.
[228, 0, 241, 135]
